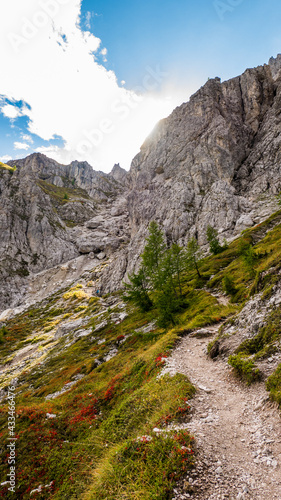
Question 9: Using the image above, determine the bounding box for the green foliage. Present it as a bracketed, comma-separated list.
[89, 430, 195, 500]
[267, 364, 281, 406]
[166, 243, 187, 297]
[0, 161, 16, 173]
[228, 353, 261, 384]
[124, 268, 153, 312]
[238, 238, 259, 277]
[142, 220, 167, 276]
[37, 179, 90, 206]
[207, 225, 227, 255]
[155, 287, 181, 328]
[124, 223, 192, 326]
[185, 237, 203, 278]
[0, 326, 8, 344]
[223, 275, 237, 297]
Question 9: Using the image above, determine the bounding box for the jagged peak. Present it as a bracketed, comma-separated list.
[268, 53, 281, 80]
[110, 163, 128, 182]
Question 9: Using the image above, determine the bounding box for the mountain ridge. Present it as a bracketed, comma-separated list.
[1, 54, 281, 313]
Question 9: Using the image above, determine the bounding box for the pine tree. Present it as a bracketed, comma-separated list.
[238, 239, 258, 277]
[123, 267, 153, 311]
[142, 221, 167, 275]
[206, 225, 227, 255]
[186, 238, 202, 278]
[124, 222, 195, 327]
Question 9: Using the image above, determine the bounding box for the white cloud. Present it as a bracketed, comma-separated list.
[85, 11, 91, 30]
[35, 145, 61, 156]
[0, 155, 12, 163]
[14, 142, 30, 150]
[0, 104, 22, 119]
[21, 134, 34, 143]
[100, 47, 108, 62]
[0, 0, 182, 172]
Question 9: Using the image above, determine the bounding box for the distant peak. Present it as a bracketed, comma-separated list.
[268, 54, 281, 80]
[110, 163, 128, 182]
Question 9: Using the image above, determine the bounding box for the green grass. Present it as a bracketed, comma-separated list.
[37, 179, 91, 205]
[0, 161, 16, 173]
[228, 353, 261, 385]
[0, 305, 195, 499]
[267, 364, 281, 406]
[86, 429, 195, 500]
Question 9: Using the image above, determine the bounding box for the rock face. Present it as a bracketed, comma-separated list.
[0, 154, 128, 311]
[100, 55, 281, 291]
[1, 55, 281, 310]
[127, 60, 281, 245]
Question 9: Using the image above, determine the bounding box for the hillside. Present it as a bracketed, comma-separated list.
[0, 55, 281, 499]
[0, 209, 281, 498]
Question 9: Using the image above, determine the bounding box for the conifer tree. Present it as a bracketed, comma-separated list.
[206, 225, 227, 255]
[123, 267, 153, 312]
[186, 238, 202, 278]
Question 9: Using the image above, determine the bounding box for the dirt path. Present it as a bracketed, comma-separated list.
[161, 326, 281, 500]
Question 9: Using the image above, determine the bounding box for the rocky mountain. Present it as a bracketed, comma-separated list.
[0, 154, 128, 312]
[1, 55, 281, 500]
[1, 54, 281, 314]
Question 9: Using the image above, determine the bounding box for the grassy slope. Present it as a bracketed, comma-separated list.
[0, 210, 281, 498]
[0, 161, 16, 173]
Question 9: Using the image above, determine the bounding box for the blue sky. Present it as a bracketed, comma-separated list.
[81, 0, 281, 87]
[0, 0, 280, 171]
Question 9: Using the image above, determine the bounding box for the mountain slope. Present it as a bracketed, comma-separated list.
[0, 154, 128, 312]
[0, 207, 281, 499]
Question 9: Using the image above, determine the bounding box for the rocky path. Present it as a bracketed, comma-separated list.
[162, 326, 281, 500]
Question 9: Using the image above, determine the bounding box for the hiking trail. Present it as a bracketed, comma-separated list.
[161, 324, 281, 500]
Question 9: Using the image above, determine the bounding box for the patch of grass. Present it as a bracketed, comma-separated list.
[234, 308, 281, 362]
[87, 430, 195, 500]
[180, 290, 238, 329]
[0, 161, 16, 173]
[37, 179, 90, 205]
[63, 285, 89, 301]
[228, 353, 261, 385]
[267, 364, 281, 406]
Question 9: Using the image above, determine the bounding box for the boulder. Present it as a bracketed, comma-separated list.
[86, 216, 105, 229]
[54, 318, 83, 339]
